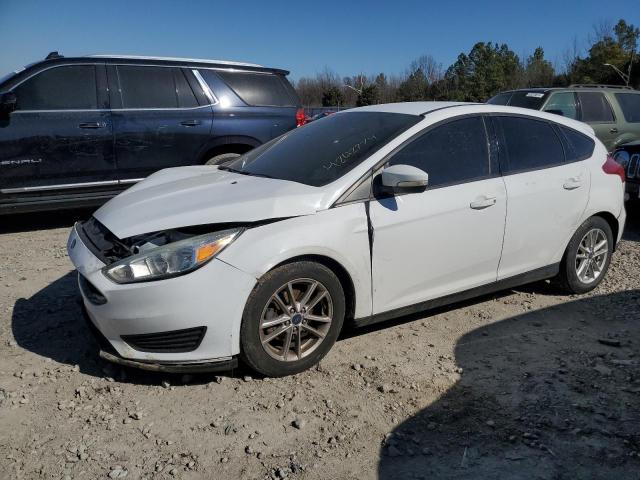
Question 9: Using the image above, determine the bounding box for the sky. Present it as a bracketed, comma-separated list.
[0, 0, 637, 81]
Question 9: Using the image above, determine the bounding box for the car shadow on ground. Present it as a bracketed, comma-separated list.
[377, 289, 640, 480]
[0, 208, 95, 234]
[11, 271, 253, 385]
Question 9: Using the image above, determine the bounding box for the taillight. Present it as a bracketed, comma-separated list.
[602, 155, 625, 183]
[296, 108, 306, 127]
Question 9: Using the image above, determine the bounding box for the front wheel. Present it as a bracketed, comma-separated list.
[557, 216, 613, 294]
[240, 262, 345, 377]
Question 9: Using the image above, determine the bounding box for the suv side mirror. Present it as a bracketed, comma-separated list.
[0, 92, 17, 115]
[381, 164, 429, 193]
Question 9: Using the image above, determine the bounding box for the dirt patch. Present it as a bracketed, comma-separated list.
[1, 210, 639, 479]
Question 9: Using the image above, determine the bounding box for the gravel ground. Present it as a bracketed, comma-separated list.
[0, 208, 639, 480]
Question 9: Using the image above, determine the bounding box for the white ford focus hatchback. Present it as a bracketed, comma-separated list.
[68, 102, 626, 377]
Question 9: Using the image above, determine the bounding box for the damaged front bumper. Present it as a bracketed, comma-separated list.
[81, 304, 238, 373]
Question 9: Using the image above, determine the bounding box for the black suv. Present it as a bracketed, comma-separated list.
[0, 53, 303, 214]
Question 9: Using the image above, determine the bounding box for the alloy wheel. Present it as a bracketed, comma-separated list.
[259, 278, 334, 362]
[575, 228, 608, 284]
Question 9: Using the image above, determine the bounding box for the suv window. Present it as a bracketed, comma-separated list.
[577, 92, 615, 123]
[507, 91, 548, 109]
[14, 65, 97, 110]
[174, 69, 199, 108]
[389, 116, 490, 188]
[559, 126, 595, 162]
[543, 92, 578, 119]
[496, 116, 564, 172]
[487, 92, 512, 105]
[615, 93, 640, 123]
[117, 66, 180, 109]
[216, 71, 297, 107]
[226, 112, 421, 187]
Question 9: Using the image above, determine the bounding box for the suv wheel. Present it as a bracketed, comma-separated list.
[240, 262, 345, 377]
[557, 216, 613, 294]
[205, 153, 241, 166]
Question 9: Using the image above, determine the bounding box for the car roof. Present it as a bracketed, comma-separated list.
[18, 55, 290, 76]
[86, 55, 263, 68]
[498, 86, 638, 94]
[349, 101, 472, 115]
[347, 101, 596, 136]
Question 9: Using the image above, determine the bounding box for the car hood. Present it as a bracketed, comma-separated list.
[94, 166, 323, 239]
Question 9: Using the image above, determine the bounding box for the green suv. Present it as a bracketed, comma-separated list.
[488, 85, 640, 202]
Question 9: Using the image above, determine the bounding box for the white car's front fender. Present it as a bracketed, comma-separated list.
[218, 203, 372, 321]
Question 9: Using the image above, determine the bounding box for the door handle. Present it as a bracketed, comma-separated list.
[563, 178, 582, 190]
[610, 127, 619, 134]
[180, 120, 201, 127]
[78, 122, 105, 129]
[470, 195, 497, 210]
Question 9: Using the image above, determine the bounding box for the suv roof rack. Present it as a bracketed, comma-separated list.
[85, 54, 263, 68]
[569, 84, 633, 90]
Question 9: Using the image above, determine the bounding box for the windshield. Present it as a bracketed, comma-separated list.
[507, 91, 548, 109]
[487, 92, 512, 105]
[225, 112, 421, 187]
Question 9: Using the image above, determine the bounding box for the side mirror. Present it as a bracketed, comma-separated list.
[381, 164, 429, 193]
[0, 92, 17, 115]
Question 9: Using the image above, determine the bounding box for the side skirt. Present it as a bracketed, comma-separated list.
[354, 263, 560, 328]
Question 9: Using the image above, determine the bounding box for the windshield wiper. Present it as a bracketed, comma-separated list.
[218, 165, 273, 179]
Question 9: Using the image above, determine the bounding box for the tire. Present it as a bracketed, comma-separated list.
[557, 216, 614, 294]
[240, 261, 345, 377]
[205, 152, 241, 166]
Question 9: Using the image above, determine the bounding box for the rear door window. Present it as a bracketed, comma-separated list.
[389, 116, 490, 188]
[117, 66, 178, 109]
[496, 116, 565, 173]
[543, 92, 578, 119]
[216, 71, 297, 107]
[173, 69, 198, 108]
[558, 126, 595, 162]
[577, 92, 615, 123]
[14, 65, 97, 110]
[615, 93, 640, 123]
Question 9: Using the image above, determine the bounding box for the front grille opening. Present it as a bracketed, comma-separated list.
[78, 274, 107, 305]
[628, 154, 639, 179]
[121, 327, 207, 353]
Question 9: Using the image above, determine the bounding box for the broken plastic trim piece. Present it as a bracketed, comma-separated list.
[99, 350, 238, 373]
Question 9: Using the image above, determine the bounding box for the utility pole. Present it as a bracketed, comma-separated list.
[604, 63, 631, 86]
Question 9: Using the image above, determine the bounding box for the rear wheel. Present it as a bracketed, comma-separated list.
[557, 216, 613, 294]
[205, 152, 241, 166]
[240, 262, 345, 377]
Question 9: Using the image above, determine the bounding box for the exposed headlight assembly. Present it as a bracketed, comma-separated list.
[102, 229, 242, 284]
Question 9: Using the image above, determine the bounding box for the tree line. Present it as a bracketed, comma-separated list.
[294, 19, 639, 107]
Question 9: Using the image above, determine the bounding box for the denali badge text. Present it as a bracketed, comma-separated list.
[1, 158, 43, 166]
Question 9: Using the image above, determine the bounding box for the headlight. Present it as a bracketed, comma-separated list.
[102, 229, 242, 284]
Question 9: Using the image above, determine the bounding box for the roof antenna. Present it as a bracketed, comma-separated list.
[45, 51, 63, 60]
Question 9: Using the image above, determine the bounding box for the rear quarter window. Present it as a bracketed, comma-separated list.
[216, 71, 298, 107]
[615, 93, 640, 123]
[558, 126, 595, 162]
